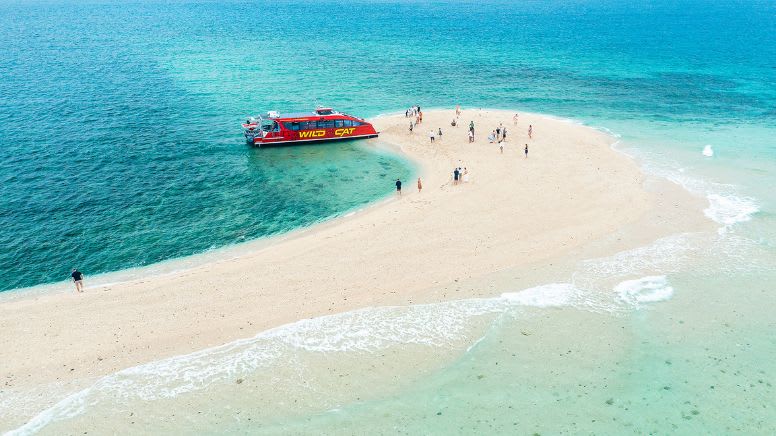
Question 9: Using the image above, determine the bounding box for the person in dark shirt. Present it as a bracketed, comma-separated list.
[71, 268, 85, 293]
[395, 178, 402, 196]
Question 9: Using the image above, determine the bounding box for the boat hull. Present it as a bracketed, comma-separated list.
[251, 133, 379, 147]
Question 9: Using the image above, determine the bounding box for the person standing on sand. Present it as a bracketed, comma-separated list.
[513, 113, 519, 125]
[456, 105, 461, 117]
[468, 130, 474, 143]
[463, 167, 469, 183]
[71, 268, 84, 293]
[438, 127, 442, 139]
[419, 111, 423, 123]
[528, 124, 533, 139]
[502, 126, 507, 141]
[500, 141, 504, 154]
[453, 167, 460, 185]
[409, 121, 413, 134]
[429, 130, 435, 143]
[525, 144, 529, 158]
[396, 178, 402, 195]
[469, 121, 475, 134]
[417, 177, 422, 192]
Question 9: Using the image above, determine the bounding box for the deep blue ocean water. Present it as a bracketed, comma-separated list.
[2, 1, 776, 433]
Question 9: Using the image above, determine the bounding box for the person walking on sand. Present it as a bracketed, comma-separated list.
[502, 126, 507, 141]
[429, 130, 435, 143]
[417, 177, 423, 192]
[456, 104, 461, 117]
[453, 167, 460, 185]
[528, 124, 533, 139]
[524, 143, 529, 159]
[469, 120, 475, 134]
[419, 111, 423, 123]
[438, 127, 442, 139]
[468, 130, 474, 143]
[396, 178, 402, 195]
[409, 121, 413, 134]
[463, 167, 469, 183]
[513, 113, 519, 125]
[500, 141, 504, 154]
[71, 268, 84, 293]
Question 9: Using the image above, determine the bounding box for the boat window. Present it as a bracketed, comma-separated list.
[335, 120, 345, 128]
[283, 122, 300, 131]
[352, 121, 362, 127]
[343, 120, 353, 127]
[317, 120, 336, 129]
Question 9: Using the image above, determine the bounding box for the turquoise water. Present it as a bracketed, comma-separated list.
[2, 0, 776, 433]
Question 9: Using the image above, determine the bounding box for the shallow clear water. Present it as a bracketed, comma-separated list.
[2, 0, 775, 433]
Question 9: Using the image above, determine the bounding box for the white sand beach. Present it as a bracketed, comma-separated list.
[0, 108, 710, 428]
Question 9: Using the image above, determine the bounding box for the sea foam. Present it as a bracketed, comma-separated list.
[704, 193, 759, 227]
[501, 283, 577, 307]
[614, 275, 674, 305]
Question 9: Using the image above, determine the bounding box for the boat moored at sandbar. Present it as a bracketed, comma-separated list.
[242, 107, 378, 146]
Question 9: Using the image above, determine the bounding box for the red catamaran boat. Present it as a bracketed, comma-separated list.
[242, 107, 378, 146]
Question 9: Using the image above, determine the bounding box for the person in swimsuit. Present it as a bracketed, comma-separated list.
[528, 124, 533, 139]
[396, 178, 402, 195]
[453, 168, 460, 185]
[71, 268, 84, 293]
[524, 144, 529, 158]
[417, 177, 423, 192]
[513, 113, 518, 125]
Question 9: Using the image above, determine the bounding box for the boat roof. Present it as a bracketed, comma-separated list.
[267, 112, 362, 122]
[270, 111, 321, 119]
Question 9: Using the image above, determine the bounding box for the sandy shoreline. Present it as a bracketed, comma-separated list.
[0, 108, 710, 428]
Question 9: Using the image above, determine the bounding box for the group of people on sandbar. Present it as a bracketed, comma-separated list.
[407, 105, 423, 134]
[488, 122, 508, 145]
[396, 177, 424, 196]
[452, 166, 469, 185]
